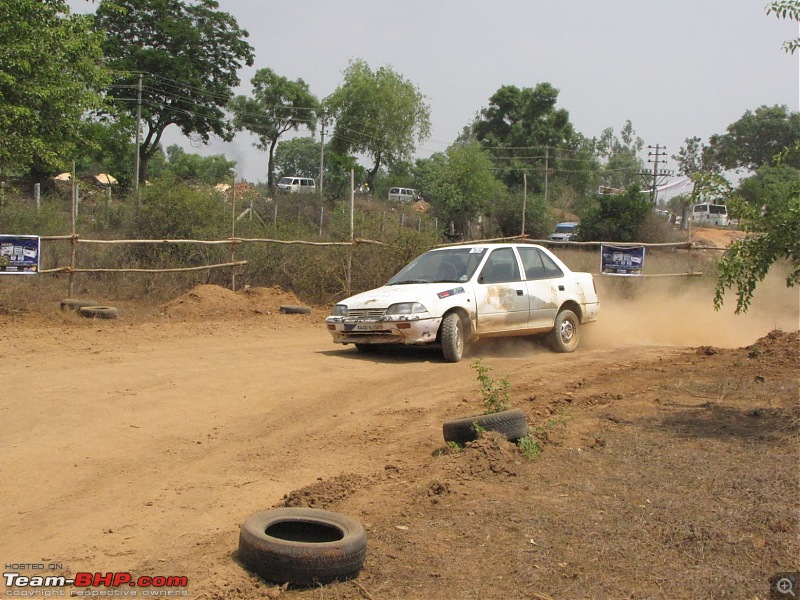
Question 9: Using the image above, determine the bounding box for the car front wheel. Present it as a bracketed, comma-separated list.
[440, 312, 465, 362]
[550, 309, 580, 353]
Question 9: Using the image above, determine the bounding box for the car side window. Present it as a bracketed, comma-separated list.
[518, 247, 563, 279]
[479, 248, 520, 284]
[518, 246, 546, 280]
[540, 251, 564, 278]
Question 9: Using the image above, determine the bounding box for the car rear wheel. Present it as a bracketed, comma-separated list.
[440, 312, 464, 362]
[550, 309, 580, 353]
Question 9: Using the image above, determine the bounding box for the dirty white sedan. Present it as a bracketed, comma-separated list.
[325, 243, 600, 362]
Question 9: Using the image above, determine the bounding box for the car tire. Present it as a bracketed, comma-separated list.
[238, 508, 367, 586]
[443, 408, 528, 446]
[279, 305, 311, 315]
[550, 309, 580, 353]
[78, 306, 119, 319]
[60, 298, 99, 311]
[440, 312, 465, 363]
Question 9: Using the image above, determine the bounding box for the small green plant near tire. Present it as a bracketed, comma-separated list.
[517, 435, 542, 459]
[445, 441, 462, 451]
[471, 359, 511, 414]
[471, 421, 488, 436]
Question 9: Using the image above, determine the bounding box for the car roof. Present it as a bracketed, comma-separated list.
[431, 242, 548, 252]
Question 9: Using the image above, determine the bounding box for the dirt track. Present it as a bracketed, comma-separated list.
[1, 276, 798, 599]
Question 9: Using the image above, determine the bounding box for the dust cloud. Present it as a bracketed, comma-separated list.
[583, 269, 799, 350]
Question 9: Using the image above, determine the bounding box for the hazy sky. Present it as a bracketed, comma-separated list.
[72, 1, 799, 183]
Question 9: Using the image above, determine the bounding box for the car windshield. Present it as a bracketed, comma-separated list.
[387, 247, 484, 285]
[278, 177, 292, 185]
[555, 224, 576, 233]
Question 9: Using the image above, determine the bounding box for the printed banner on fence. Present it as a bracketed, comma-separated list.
[600, 245, 645, 276]
[0, 235, 40, 274]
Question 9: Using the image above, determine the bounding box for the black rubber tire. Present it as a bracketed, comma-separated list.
[60, 298, 99, 311]
[443, 408, 528, 446]
[280, 305, 311, 315]
[550, 309, 580, 353]
[238, 508, 367, 586]
[78, 306, 119, 319]
[440, 312, 465, 363]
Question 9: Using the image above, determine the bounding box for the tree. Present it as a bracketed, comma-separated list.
[95, 0, 254, 182]
[577, 185, 651, 242]
[595, 120, 645, 190]
[0, 0, 109, 178]
[274, 137, 321, 180]
[326, 59, 431, 192]
[163, 145, 235, 185]
[470, 83, 575, 190]
[415, 141, 505, 237]
[230, 68, 319, 190]
[712, 4, 800, 313]
[671, 136, 719, 227]
[767, 0, 800, 53]
[714, 151, 800, 313]
[707, 105, 800, 172]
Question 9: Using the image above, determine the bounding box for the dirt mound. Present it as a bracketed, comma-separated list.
[691, 226, 747, 248]
[744, 329, 799, 364]
[456, 431, 522, 476]
[160, 284, 313, 320]
[278, 473, 366, 509]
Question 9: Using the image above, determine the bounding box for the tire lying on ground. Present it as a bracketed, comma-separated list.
[238, 508, 367, 586]
[78, 306, 119, 319]
[60, 298, 99, 311]
[279, 305, 311, 315]
[443, 408, 528, 446]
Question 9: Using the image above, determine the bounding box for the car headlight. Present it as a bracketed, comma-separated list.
[331, 304, 348, 317]
[385, 302, 427, 315]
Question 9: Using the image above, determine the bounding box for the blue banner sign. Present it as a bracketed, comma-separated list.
[0, 235, 40, 274]
[601, 245, 645, 276]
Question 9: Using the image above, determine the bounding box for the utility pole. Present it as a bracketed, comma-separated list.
[646, 144, 673, 205]
[318, 112, 325, 198]
[134, 73, 143, 192]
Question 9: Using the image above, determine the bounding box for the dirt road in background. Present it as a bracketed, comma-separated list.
[1, 275, 797, 599]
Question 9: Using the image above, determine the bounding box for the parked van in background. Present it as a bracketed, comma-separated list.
[388, 187, 420, 202]
[690, 203, 730, 226]
[277, 176, 316, 194]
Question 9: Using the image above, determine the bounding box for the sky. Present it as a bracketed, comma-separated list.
[70, 0, 799, 184]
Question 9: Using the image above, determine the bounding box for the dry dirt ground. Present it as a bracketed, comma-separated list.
[1, 250, 798, 600]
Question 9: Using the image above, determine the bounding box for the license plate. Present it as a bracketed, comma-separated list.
[355, 324, 384, 331]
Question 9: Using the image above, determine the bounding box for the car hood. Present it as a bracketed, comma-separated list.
[341, 283, 469, 310]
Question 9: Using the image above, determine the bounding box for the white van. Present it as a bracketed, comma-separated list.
[277, 176, 316, 194]
[388, 187, 420, 202]
[690, 203, 730, 226]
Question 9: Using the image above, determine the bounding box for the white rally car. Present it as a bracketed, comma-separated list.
[325, 243, 600, 362]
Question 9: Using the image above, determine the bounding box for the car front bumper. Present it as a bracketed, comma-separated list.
[325, 315, 442, 346]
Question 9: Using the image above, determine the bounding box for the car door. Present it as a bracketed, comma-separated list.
[472, 247, 529, 334]
[517, 246, 564, 329]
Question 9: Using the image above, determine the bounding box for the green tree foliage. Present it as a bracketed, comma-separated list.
[577, 185, 651, 242]
[470, 83, 575, 191]
[767, 0, 800, 53]
[326, 59, 431, 192]
[163, 145, 235, 185]
[230, 68, 319, 189]
[715, 153, 800, 313]
[0, 0, 109, 177]
[274, 137, 320, 180]
[76, 116, 136, 190]
[95, 0, 254, 182]
[595, 120, 645, 190]
[415, 141, 505, 236]
[707, 105, 800, 172]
